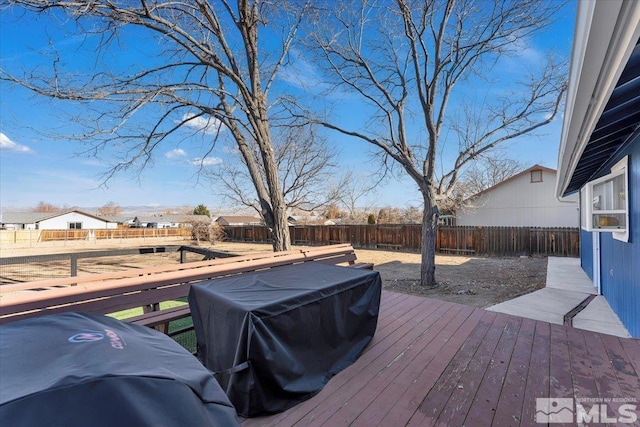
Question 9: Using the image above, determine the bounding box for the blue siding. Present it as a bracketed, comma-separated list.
[597, 138, 640, 337]
[580, 229, 594, 281]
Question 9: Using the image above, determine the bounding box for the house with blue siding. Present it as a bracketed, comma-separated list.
[556, 0, 640, 337]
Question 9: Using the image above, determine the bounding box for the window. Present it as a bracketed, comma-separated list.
[581, 156, 629, 242]
[530, 169, 543, 183]
[68, 222, 82, 230]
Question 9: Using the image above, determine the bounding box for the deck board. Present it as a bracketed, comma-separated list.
[547, 324, 576, 427]
[241, 291, 640, 426]
[566, 327, 601, 399]
[585, 330, 627, 417]
[303, 302, 458, 425]
[347, 304, 475, 426]
[463, 314, 523, 426]
[322, 304, 470, 426]
[520, 321, 552, 427]
[430, 312, 510, 426]
[599, 334, 640, 404]
[376, 307, 485, 426]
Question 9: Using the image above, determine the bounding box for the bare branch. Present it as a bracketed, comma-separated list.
[1, 0, 311, 251]
[206, 123, 340, 213]
[300, 0, 568, 286]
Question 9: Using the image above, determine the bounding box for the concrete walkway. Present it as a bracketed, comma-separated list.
[487, 257, 631, 338]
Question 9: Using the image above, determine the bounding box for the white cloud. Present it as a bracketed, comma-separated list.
[517, 45, 544, 63]
[494, 36, 548, 75]
[279, 50, 328, 91]
[181, 113, 224, 135]
[543, 111, 563, 123]
[279, 50, 353, 101]
[0, 132, 32, 153]
[191, 157, 223, 167]
[165, 148, 187, 159]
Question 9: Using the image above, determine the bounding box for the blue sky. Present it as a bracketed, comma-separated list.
[0, 2, 576, 212]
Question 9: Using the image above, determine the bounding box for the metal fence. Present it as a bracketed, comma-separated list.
[223, 224, 580, 257]
[169, 321, 197, 355]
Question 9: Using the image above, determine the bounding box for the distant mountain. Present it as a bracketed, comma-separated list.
[0, 204, 253, 218]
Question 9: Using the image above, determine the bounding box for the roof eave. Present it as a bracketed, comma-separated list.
[556, 0, 640, 199]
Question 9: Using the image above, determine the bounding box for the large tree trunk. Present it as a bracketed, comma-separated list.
[271, 201, 291, 251]
[258, 198, 290, 251]
[254, 111, 292, 252]
[420, 191, 439, 288]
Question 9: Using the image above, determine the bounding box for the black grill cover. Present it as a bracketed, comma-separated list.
[0, 312, 238, 427]
[188, 262, 382, 417]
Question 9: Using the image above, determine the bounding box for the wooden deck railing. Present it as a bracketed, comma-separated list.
[0, 244, 372, 327]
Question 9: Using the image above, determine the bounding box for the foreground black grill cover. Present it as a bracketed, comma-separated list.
[188, 262, 382, 417]
[0, 312, 238, 427]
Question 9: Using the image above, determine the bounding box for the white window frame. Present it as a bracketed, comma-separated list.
[581, 156, 629, 242]
[530, 169, 543, 183]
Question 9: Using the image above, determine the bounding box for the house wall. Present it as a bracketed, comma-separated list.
[38, 212, 115, 230]
[457, 169, 580, 227]
[580, 228, 594, 281]
[153, 222, 177, 229]
[4, 223, 37, 230]
[588, 138, 639, 337]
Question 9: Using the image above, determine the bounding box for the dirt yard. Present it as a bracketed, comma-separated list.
[358, 249, 547, 308]
[1, 239, 547, 308]
[199, 243, 547, 308]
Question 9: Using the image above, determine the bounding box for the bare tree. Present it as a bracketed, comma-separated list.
[187, 217, 225, 245]
[444, 154, 523, 213]
[97, 201, 122, 217]
[209, 123, 340, 215]
[32, 201, 61, 213]
[1, 0, 312, 251]
[301, 0, 566, 286]
[399, 206, 423, 224]
[335, 170, 378, 221]
[377, 207, 402, 224]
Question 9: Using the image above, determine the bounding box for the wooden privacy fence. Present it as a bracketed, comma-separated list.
[223, 225, 580, 257]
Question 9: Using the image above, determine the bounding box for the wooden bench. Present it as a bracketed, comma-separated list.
[0, 244, 373, 333]
[439, 248, 476, 255]
[376, 243, 403, 250]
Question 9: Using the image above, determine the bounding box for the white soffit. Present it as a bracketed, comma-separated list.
[556, 0, 640, 199]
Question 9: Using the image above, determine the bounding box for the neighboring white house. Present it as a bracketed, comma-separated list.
[215, 216, 263, 226]
[456, 165, 579, 227]
[1, 210, 117, 230]
[131, 215, 210, 228]
[1, 212, 50, 230]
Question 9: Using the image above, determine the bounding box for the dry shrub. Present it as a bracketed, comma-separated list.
[188, 219, 226, 244]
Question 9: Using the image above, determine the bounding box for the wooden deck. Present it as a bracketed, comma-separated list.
[243, 291, 640, 426]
